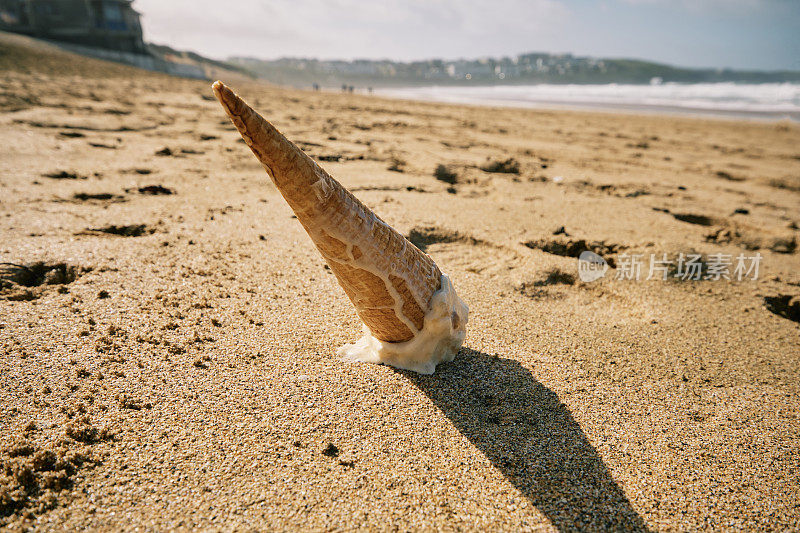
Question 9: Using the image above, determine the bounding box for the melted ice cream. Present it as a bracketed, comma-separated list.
[338, 275, 468, 374]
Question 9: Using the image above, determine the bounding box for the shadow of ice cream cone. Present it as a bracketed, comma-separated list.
[403, 348, 650, 532]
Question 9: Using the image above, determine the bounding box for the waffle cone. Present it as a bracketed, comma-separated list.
[213, 81, 442, 343]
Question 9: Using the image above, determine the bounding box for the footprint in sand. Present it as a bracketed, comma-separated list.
[0, 262, 86, 301]
[763, 295, 800, 324]
[71, 192, 125, 203]
[43, 170, 86, 180]
[136, 185, 174, 196]
[433, 164, 459, 185]
[79, 224, 155, 237]
[480, 157, 521, 175]
[515, 268, 576, 299]
[88, 142, 118, 149]
[671, 213, 717, 226]
[407, 226, 492, 252]
[523, 237, 625, 268]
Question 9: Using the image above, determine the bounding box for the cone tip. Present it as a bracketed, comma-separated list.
[211, 81, 236, 112]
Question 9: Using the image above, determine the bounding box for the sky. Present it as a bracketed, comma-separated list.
[133, 0, 800, 71]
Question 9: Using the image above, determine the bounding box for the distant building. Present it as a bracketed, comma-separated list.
[0, 0, 145, 53]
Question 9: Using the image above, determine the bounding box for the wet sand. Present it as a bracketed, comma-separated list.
[1, 32, 799, 531]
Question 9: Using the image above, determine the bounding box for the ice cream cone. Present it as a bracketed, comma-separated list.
[213, 81, 442, 343]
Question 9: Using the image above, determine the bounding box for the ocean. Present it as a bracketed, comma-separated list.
[375, 82, 800, 121]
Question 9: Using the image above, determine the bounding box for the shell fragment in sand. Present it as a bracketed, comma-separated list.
[212, 81, 468, 373]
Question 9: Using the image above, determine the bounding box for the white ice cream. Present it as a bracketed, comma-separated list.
[338, 275, 468, 374]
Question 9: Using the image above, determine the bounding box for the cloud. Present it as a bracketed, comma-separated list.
[130, 0, 798, 69]
[133, 0, 570, 60]
[619, 0, 794, 13]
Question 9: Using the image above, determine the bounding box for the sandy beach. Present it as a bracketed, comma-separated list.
[1, 32, 799, 531]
